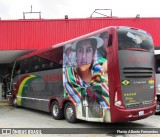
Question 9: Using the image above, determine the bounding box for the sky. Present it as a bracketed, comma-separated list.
[0, 0, 160, 20]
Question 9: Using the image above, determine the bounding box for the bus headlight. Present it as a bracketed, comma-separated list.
[115, 101, 122, 107]
[114, 85, 125, 108]
[155, 96, 157, 101]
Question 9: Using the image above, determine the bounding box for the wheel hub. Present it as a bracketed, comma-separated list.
[66, 107, 73, 119]
[53, 105, 59, 116]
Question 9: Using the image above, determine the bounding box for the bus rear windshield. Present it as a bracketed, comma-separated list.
[118, 29, 154, 52]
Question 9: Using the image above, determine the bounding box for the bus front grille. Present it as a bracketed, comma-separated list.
[123, 67, 153, 78]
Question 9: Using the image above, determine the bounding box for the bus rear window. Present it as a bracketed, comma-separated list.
[155, 55, 160, 73]
[118, 29, 154, 52]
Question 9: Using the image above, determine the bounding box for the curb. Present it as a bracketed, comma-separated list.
[0, 101, 11, 106]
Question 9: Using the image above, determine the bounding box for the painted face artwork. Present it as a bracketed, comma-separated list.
[76, 40, 94, 66]
[63, 34, 110, 121]
[66, 48, 72, 57]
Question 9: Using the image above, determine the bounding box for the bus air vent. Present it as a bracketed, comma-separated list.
[123, 67, 153, 78]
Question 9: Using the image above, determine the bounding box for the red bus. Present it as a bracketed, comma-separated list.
[7, 26, 156, 123]
[154, 50, 160, 113]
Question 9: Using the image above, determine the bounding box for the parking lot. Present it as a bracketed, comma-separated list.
[0, 101, 160, 137]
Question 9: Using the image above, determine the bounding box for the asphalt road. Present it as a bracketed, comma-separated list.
[0, 101, 160, 137]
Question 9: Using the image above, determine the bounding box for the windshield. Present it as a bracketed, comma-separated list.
[118, 28, 154, 52]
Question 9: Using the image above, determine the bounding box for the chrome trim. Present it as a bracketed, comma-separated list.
[17, 96, 49, 102]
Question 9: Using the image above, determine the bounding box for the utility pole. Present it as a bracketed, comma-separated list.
[23, 5, 41, 19]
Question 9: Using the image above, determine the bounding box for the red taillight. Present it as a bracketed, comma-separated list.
[115, 85, 121, 92]
[154, 95, 157, 104]
[114, 85, 125, 108]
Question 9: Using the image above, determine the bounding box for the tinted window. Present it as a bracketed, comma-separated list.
[156, 55, 160, 74]
[21, 59, 30, 74]
[14, 47, 63, 75]
[13, 61, 21, 77]
[38, 47, 63, 70]
[118, 29, 154, 52]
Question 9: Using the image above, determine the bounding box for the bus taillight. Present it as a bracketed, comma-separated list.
[114, 85, 125, 108]
[154, 96, 157, 104]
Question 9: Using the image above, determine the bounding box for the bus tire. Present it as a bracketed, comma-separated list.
[64, 102, 77, 123]
[51, 101, 64, 120]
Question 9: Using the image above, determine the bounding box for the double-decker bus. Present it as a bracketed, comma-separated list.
[154, 50, 160, 113]
[7, 26, 156, 123]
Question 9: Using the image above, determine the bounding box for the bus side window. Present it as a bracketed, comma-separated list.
[24, 64, 30, 73]
[16, 69, 21, 75]
[45, 47, 63, 69]
[21, 64, 26, 74]
[20, 59, 30, 74]
[156, 55, 160, 74]
[13, 62, 21, 77]
[35, 65, 40, 70]
[157, 67, 160, 73]
[28, 56, 41, 72]
[37, 46, 63, 70]
[50, 62, 54, 68]
[49, 61, 61, 69]
[51, 47, 63, 69]
[156, 63, 160, 74]
[41, 64, 50, 70]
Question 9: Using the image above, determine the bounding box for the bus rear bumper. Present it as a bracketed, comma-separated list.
[111, 104, 156, 123]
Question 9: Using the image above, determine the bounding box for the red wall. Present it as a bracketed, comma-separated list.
[0, 17, 160, 50]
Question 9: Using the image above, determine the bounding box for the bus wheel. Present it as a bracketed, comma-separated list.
[51, 101, 64, 120]
[64, 102, 77, 123]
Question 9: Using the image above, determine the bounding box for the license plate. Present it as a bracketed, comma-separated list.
[139, 111, 144, 116]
